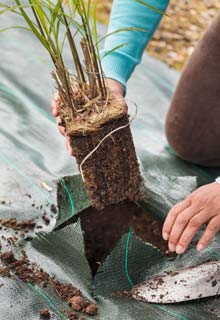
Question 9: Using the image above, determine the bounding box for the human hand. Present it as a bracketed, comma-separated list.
[51, 78, 126, 155]
[162, 182, 220, 254]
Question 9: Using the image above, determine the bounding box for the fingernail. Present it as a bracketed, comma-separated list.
[169, 243, 176, 252]
[176, 245, 184, 255]
[197, 244, 204, 251]
[163, 232, 169, 241]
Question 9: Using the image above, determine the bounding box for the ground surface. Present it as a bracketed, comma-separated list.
[95, 0, 220, 70]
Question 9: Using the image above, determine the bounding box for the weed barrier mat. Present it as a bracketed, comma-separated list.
[1, 7, 220, 320]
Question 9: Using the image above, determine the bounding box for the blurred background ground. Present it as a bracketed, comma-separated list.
[95, 0, 220, 71]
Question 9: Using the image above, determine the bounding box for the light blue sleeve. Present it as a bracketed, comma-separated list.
[100, 0, 169, 89]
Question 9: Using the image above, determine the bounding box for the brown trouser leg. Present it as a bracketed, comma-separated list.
[165, 13, 220, 167]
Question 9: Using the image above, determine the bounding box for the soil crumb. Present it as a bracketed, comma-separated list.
[40, 309, 51, 319]
[63, 310, 78, 319]
[50, 204, 57, 214]
[42, 213, 50, 225]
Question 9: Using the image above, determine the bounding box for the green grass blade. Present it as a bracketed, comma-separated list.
[0, 26, 31, 33]
[48, 2, 61, 34]
[14, 0, 54, 56]
[93, 0, 98, 48]
[73, 0, 83, 17]
[60, 31, 68, 54]
[136, 0, 168, 16]
[86, 0, 92, 19]
[29, 0, 50, 36]
[97, 26, 148, 45]
[0, 4, 31, 15]
[101, 43, 128, 60]
[67, 0, 76, 17]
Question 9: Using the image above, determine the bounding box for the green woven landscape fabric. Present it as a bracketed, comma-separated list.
[1, 6, 220, 320]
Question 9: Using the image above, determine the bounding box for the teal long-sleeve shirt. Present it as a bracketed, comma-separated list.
[100, 0, 170, 89]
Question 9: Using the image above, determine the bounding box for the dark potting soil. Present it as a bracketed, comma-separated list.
[56, 201, 172, 275]
[70, 116, 143, 210]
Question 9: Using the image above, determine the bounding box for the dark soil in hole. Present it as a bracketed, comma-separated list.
[70, 116, 143, 210]
[56, 201, 173, 275]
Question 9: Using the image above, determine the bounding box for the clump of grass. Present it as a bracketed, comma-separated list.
[0, 1, 163, 125]
[2, 0, 107, 115]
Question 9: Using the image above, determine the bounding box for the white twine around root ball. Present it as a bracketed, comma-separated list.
[79, 101, 138, 182]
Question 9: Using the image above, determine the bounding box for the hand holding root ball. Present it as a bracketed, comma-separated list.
[51, 78, 126, 155]
[163, 182, 220, 255]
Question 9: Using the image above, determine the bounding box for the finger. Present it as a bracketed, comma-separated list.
[175, 210, 211, 254]
[51, 99, 59, 117]
[53, 91, 60, 102]
[111, 93, 127, 112]
[51, 92, 60, 117]
[168, 206, 198, 251]
[65, 136, 73, 156]
[56, 116, 65, 136]
[197, 216, 220, 251]
[162, 198, 191, 241]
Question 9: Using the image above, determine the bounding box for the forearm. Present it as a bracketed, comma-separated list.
[101, 0, 170, 89]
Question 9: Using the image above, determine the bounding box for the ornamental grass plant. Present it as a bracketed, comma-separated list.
[0, 0, 146, 209]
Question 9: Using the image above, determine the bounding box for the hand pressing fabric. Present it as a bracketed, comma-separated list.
[163, 182, 220, 254]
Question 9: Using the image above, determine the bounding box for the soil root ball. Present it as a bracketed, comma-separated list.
[70, 115, 143, 210]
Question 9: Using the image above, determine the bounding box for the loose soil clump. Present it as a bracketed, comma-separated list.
[50, 204, 57, 214]
[40, 309, 51, 319]
[0, 250, 98, 317]
[0, 266, 11, 277]
[42, 213, 50, 225]
[63, 310, 78, 319]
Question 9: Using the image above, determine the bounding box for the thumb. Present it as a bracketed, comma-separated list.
[51, 92, 60, 117]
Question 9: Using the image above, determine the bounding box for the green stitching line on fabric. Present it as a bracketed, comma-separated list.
[155, 305, 190, 320]
[28, 284, 66, 319]
[60, 179, 75, 219]
[125, 227, 134, 288]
